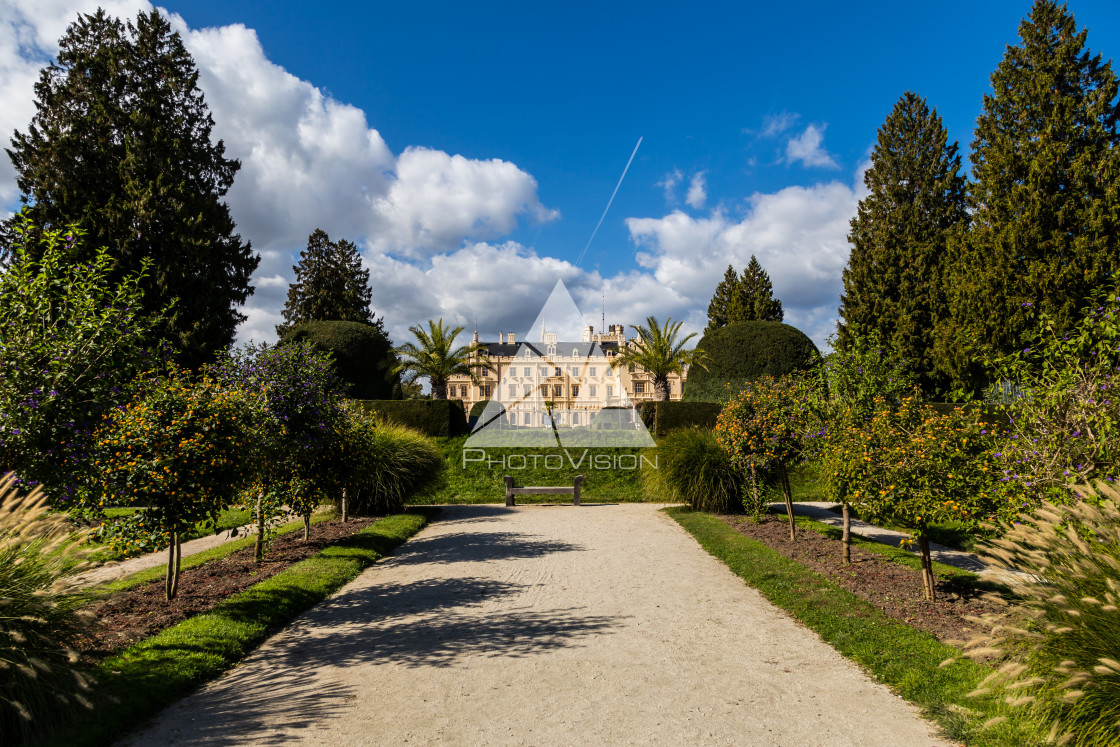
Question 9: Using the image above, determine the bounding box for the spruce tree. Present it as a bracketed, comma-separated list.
[3, 9, 258, 369]
[839, 92, 967, 395]
[277, 228, 377, 336]
[738, 255, 784, 322]
[705, 265, 740, 333]
[940, 0, 1120, 392]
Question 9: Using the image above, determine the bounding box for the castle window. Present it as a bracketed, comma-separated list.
[553, 385, 563, 397]
[634, 381, 645, 394]
[572, 385, 579, 397]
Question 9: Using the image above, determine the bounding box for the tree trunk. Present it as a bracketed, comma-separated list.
[654, 377, 670, 401]
[777, 459, 796, 541]
[431, 380, 448, 399]
[303, 513, 311, 541]
[254, 491, 265, 563]
[918, 534, 936, 601]
[341, 488, 348, 523]
[749, 463, 761, 521]
[165, 530, 181, 600]
[841, 503, 851, 565]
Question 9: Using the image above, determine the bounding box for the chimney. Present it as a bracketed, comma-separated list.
[583, 325, 594, 342]
[508, 332, 516, 344]
[499, 331, 505, 344]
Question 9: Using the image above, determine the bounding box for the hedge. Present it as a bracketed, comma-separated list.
[354, 399, 468, 437]
[684, 321, 819, 402]
[280, 320, 399, 400]
[639, 401, 723, 438]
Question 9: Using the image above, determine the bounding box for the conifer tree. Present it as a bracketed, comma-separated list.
[705, 265, 740, 333]
[940, 0, 1120, 392]
[839, 92, 967, 395]
[738, 255, 784, 323]
[277, 228, 377, 336]
[3, 9, 258, 369]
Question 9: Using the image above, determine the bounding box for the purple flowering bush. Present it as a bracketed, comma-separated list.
[0, 215, 167, 503]
[990, 286, 1120, 505]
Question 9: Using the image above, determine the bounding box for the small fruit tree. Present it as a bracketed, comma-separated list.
[715, 374, 816, 540]
[92, 369, 254, 598]
[838, 395, 1007, 600]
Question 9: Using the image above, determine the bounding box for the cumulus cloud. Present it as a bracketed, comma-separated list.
[655, 169, 682, 203]
[784, 124, 839, 169]
[685, 172, 706, 209]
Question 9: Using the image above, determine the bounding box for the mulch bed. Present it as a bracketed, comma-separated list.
[718, 514, 1009, 644]
[75, 517, 377, 660]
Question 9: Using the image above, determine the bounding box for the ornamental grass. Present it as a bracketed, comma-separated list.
[0, 472, 95, 744]
[642, 427, 743, 513]
[965, 480, 1120, 746]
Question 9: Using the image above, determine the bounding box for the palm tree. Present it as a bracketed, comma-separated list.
[394, 319, 492, 399]
[610, 316, 708, 401]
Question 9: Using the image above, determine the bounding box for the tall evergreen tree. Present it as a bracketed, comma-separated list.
[2, 9, 258, 369]
[940, 0, 1120, 391]
[277, 228, 376, 336]
[838, 92, 967, 395]
[705, 265, 740, 333]
[738, 255, 784, 323]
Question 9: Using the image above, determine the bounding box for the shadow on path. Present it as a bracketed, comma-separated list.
[390, 530, 584, 566]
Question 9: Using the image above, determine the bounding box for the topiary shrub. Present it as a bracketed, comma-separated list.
[280, 320, 399, 400]
[640, 401, 722, 437]
[642, 428, 743, 513]
[355, 399, 468, 437]
[683, 321, 819, 402]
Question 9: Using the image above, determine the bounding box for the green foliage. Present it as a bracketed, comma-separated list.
[3, 9, 258, 368]
[394, 319, 492, 400]
[705, 256, 784, 333]
[0, 218, 166, 503]
[0, 475, 94, 744]
[334, 415, 444, 515]
[990, 287, 1120, 505]
[838, 92, 967, 397]
[683, 321, 819, 402]
[281, 320, 399, 400]
[356, 399, 468, 437]
[469, 399, 493, 418]
[940, 0, 1120, 393]
[973, 482, 1120, 747]
[276, 228, 377, 336]
[610, 316, 708, 401]
[715, 375, 816, 473]
[638, 401, 722, 438]
[817, 331, 916, 423]
[642, 428, 743, 512]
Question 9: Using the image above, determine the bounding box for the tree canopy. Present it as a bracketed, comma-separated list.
[705, 256, 783, 333]
[3, 9, 258, 369]
[940, 0, 1120, 392]
[610, 316, 708, 401]
[277, 228, 378, 336]
[838, 91, 967, 396]
[394, 320, 491, 400]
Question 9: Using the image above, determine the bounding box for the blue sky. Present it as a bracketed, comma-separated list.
[2, 0, 1119, 349]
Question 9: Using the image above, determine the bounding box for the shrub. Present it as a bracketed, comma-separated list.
[338, 421, 444, 515]
[356, 399, 468, 437]
[0, 473, 94, 744]
[640, 401, 722, 437]
[280, 320, 400, 400]
[683, 321, 819, 402]
[969, 481, 1120, 746]
[642, 428, 743, 513]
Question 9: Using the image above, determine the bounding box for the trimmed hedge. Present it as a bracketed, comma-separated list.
[639, 401, 723, 438]
[684, 321, 819, 402]
[280, 320, 399, 400]
[354, 399, 468, 437]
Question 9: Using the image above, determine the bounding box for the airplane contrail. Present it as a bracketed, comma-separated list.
[575, 136, 642, 267]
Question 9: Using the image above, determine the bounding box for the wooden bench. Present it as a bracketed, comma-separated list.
[503, 475, 584, 506]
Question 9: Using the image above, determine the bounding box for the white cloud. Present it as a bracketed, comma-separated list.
[685, 171, 706, 209]
[655, 169, 682, 203]
[784, 124, 839, 169]
[760, 111, 800, 137]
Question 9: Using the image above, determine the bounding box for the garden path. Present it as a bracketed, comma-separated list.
[120, 503, 950, 745]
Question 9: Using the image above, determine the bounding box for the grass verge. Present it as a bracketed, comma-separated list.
[55, 509, 434, 747]
[667, 507, 1035, 746]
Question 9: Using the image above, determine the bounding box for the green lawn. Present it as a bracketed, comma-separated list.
[413, 435, 654, 503]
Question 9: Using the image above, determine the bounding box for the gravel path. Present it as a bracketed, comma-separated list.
[121, 504, 949, 746]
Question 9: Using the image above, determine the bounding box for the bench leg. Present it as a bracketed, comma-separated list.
[573, 475, 583, 506]
[504, 475, 515, 507]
